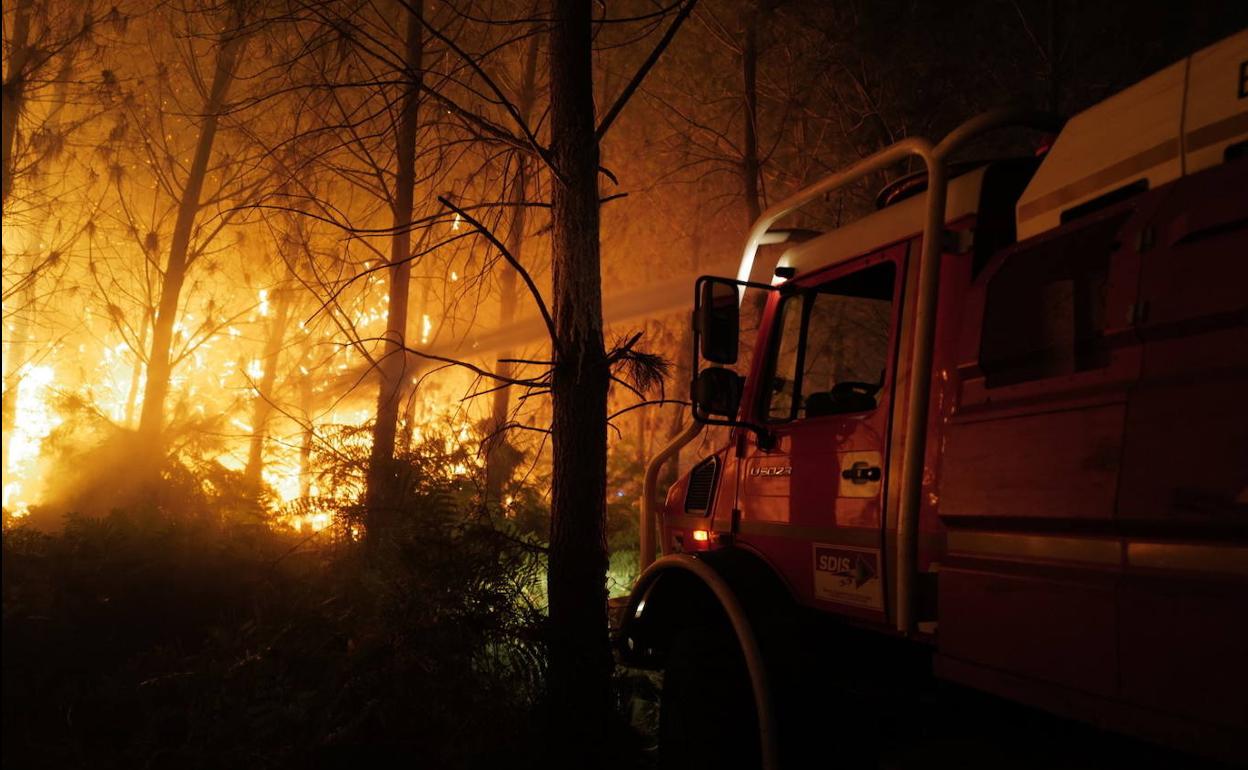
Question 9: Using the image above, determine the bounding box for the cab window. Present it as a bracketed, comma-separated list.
[765, 261, 896, 421]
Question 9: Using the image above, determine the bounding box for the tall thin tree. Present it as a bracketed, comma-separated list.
[546, 0, 613, 759]
[364, 1, 424, 532]
[136, 5, 248, 454]
[541, 0, 698, 759]
[485, 27, 542, 505]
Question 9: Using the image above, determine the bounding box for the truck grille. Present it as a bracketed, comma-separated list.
[684, 457, 718, 514]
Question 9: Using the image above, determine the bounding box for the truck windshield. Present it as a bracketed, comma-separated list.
[765, 261, 896, 421]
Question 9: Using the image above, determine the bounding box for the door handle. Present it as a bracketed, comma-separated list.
[842, 462, 882, 484]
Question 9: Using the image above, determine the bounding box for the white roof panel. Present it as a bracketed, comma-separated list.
[767, 167, 988, 281]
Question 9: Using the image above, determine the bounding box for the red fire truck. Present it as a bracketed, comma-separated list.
[617, 29, 1248, 768]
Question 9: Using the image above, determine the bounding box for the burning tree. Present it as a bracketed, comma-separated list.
[129, 1, 254, 471]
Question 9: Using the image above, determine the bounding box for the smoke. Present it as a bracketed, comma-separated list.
[421, 256, 741, 362]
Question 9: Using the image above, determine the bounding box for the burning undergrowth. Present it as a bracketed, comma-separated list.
[2, 437, 554, 770]
[18, 392, 251, 528]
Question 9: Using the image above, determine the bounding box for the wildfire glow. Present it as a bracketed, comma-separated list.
[0, 1, 526, 539]
[2, 283, 481, 533]
[3, 365, 62, 517]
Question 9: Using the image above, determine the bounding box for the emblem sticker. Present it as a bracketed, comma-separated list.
[812, 543, 883, 610]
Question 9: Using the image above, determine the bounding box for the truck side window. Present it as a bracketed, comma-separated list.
[765, 261, 896, 421]
[979, 211, 1128, 388]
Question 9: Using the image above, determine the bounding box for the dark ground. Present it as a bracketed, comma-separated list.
[4, 509, 1235, 770]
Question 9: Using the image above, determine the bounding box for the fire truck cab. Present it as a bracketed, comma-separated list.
[618, 29, 1248, 767]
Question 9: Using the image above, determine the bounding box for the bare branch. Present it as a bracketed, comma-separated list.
[597, 0, 699, 140]
[436, 195, 558, 350]
[608, 398, 690, 421]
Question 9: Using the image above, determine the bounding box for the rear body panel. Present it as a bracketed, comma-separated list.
[938, 156, 1248, 742]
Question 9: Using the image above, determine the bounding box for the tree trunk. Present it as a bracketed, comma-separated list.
[136, 21, 247, 458]
[660, 322, 693, 491]
[1046, 0, 1062, 114]
[635, 396, 648, 468]
[124, 313, 150, 427]
[547, 0, 613, 764]
[244, 288, 293, 489]
[365, 4, 424, 532]
[634, 319, 650, 469]
[1, 290, 31, 471]
[662, 209, 704, 488]
[298, 342, 316, 499]
[741, 4, 763, 225]
[1, 0, 34, 209]
[484, 159, 527, 503]
[485, 29, 541, 506]
[3, 19, 78, 476]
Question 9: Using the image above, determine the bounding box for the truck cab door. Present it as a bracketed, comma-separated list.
[734, 248, 904, 620]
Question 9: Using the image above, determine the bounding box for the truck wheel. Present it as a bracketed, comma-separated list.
[659, 624, 760, 770]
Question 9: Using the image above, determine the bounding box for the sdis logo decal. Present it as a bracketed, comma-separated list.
[812, 544, 883, 610]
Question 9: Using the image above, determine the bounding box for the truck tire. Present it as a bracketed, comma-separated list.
[659, 623, 760, 770]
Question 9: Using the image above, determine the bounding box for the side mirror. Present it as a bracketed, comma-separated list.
[688, 274, 775, 447]
[695, 278, 740, 365]
[692, 367, 744, 419]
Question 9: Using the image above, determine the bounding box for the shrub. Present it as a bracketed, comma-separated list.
[3, 473, 548, 769]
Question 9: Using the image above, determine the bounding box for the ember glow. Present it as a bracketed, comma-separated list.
[3, 364, 60, 517]
[0, 0, 681, 538]
[2, 203, 486, 531]
[1, 292, 483, 530]
[0, 0, 514, 532]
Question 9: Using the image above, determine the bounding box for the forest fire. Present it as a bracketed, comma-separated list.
[0, 0, 570, 537]
[1, 327, 482, 530]
[0, 232, 479, 531]
[3, 363, 58, 516]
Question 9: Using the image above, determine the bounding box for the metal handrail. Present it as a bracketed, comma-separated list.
[639, 419, 703, 571]
[895, 106, 1062, 634]
[735, 137, 941, 287]
[934, 106, 1064, 159]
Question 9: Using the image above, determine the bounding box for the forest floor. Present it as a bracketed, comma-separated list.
[4, 509, 1233, 770]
